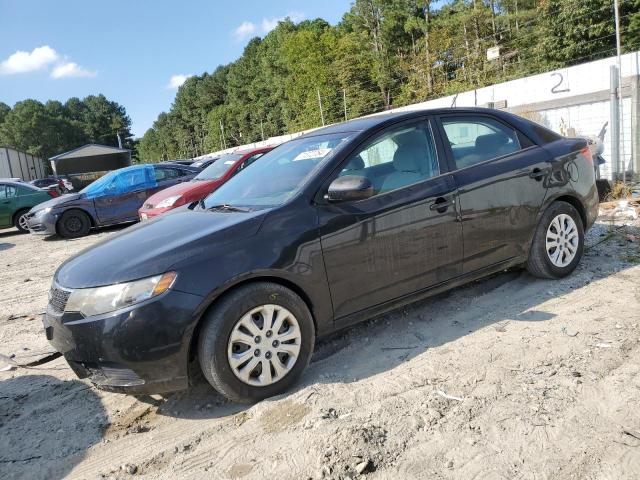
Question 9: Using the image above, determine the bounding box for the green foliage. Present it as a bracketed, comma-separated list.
[0, 95, 133, 163]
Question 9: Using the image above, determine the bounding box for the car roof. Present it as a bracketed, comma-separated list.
[297, 107, 520, 138]
[0, 180, 38, 190]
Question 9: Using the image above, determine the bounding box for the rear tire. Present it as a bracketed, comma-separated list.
[57, 210, 91, 238]
[527, 201, 584, 279]
[13, 209, 30, 233]
[198, 282, 315, 403]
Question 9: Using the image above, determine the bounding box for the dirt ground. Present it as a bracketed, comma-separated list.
[1, 212, 639, 480]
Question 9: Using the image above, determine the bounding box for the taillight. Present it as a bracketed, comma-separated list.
[47, 189, 59, 198]
[580, 146, 593, 166]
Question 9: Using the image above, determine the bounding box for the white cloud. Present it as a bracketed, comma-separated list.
[234, 21, 257, 41]
[51, 62, 96, 79]
[234, 12, 305, 41]
[167, 74, 192, 89]
[261, 11, 306, 33]
[0, 45, 59, 75]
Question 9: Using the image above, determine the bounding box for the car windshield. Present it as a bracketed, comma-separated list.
[203, 132, 353, 208]
[80, 170, 119, 195]
[194, 154, 242, 181]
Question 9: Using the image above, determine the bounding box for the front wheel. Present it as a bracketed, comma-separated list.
[198, 282, 315, 403]
[13, 209, 30, 233]
[527, 201, 585, 279]
[57, 209, 91, 238]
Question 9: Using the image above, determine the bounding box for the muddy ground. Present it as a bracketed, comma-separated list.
[1, 214, 639, 480]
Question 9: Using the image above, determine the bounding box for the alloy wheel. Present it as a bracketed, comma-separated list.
[227, 304, 301, 387]
[546, 214, 579, 268]
[18, 214, 29, 231]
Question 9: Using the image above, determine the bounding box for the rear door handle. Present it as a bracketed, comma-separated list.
[529, 167, 550, 181]
[429, 196, 455, 213]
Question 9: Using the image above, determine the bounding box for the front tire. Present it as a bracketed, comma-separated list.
[57, 209, 91, 238]
[13, 209, 30, 233]
[198, 282, 315, 403]
[527, 201, 584, 279]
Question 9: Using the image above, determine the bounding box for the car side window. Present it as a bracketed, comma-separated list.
[339, 121, 440, 196]
[441, 116, 522, 169]
[0, 185, 18, 199]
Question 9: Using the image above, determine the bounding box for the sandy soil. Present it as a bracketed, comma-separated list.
[0, 214, 639, 480]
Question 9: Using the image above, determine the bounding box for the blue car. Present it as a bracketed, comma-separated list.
[25, 164, 197, 238]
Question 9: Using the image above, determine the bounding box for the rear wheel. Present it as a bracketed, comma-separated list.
[13, 209, 30, 233]
[57, 210, 91, 238]
[198, 282, 315, 403]
[527, 201, 584, 279]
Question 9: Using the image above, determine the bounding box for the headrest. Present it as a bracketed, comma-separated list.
[393, 132, 427, 172]
[475, 132, 510, 151]
[345, 155, 365, 170]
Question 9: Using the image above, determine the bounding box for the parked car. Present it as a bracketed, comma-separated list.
[0, 180, 56, 233]
[139, 148, 271, 219]
[31, 176, 74, 193]
[26, 164, 196, 238]
[43, 108, 598, 403]
[189, 157, 218, 170]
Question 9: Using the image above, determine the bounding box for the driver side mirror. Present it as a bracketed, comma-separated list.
[326, 175, 374, 202]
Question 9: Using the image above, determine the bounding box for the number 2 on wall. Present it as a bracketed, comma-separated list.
[551, 72, 570, 94]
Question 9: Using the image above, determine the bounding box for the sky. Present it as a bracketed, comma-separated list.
[0, 0, 353, 138]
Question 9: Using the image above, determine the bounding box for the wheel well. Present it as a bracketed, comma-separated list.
[553, 195, 587, 228]
[56, 208, 96, 230]
[186, 276, 317, 378]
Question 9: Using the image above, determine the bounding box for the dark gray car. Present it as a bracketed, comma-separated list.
[26, 164, 196, 238]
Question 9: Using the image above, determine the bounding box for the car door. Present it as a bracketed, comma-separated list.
[94, 167, 154, 224]
[0, 184, 18, 227]
[317, 118, 463, 321]
[436, 114, 551, 273]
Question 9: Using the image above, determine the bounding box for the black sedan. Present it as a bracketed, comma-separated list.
[44, 108, 598, 402]
[26, 163, 197, 238]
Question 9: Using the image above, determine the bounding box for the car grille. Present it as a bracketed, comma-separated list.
[49, 286, 71, 314]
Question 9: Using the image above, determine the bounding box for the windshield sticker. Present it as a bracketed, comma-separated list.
[293, 148, 332, 161]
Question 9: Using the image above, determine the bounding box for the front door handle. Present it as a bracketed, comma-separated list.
[429, 196, 455, 213]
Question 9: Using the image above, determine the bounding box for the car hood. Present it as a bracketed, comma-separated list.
[145, 179, 220, 206]
[30, 192, 84, 211]
[55, 208, 268, 289]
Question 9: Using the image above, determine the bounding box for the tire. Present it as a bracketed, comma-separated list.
[57, 209, 91, 238]
[198, 282, 315, 403]
[13, 209, 30, 233]
[526, 201, 584, 279]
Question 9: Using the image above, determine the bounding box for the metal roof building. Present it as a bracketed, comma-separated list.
[0, 147, 46, 181]
[50, 144, 131, 176]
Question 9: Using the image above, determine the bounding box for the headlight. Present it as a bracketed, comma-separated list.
[155, 195, 182, 208]
[65, 272, 177, 317]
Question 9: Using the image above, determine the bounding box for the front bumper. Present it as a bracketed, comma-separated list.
[44, 287, 204, 394]
[26, 210, 59, 235]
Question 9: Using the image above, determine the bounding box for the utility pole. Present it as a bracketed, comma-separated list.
[317, 88, 325, 126]
[614, 0, 625, 182]
[116, 131, 123, 149]
[219, 119, 227, 150]
[343, 89, 348, 122]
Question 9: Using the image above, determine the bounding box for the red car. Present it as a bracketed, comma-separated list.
[139, 147, 273, 219]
